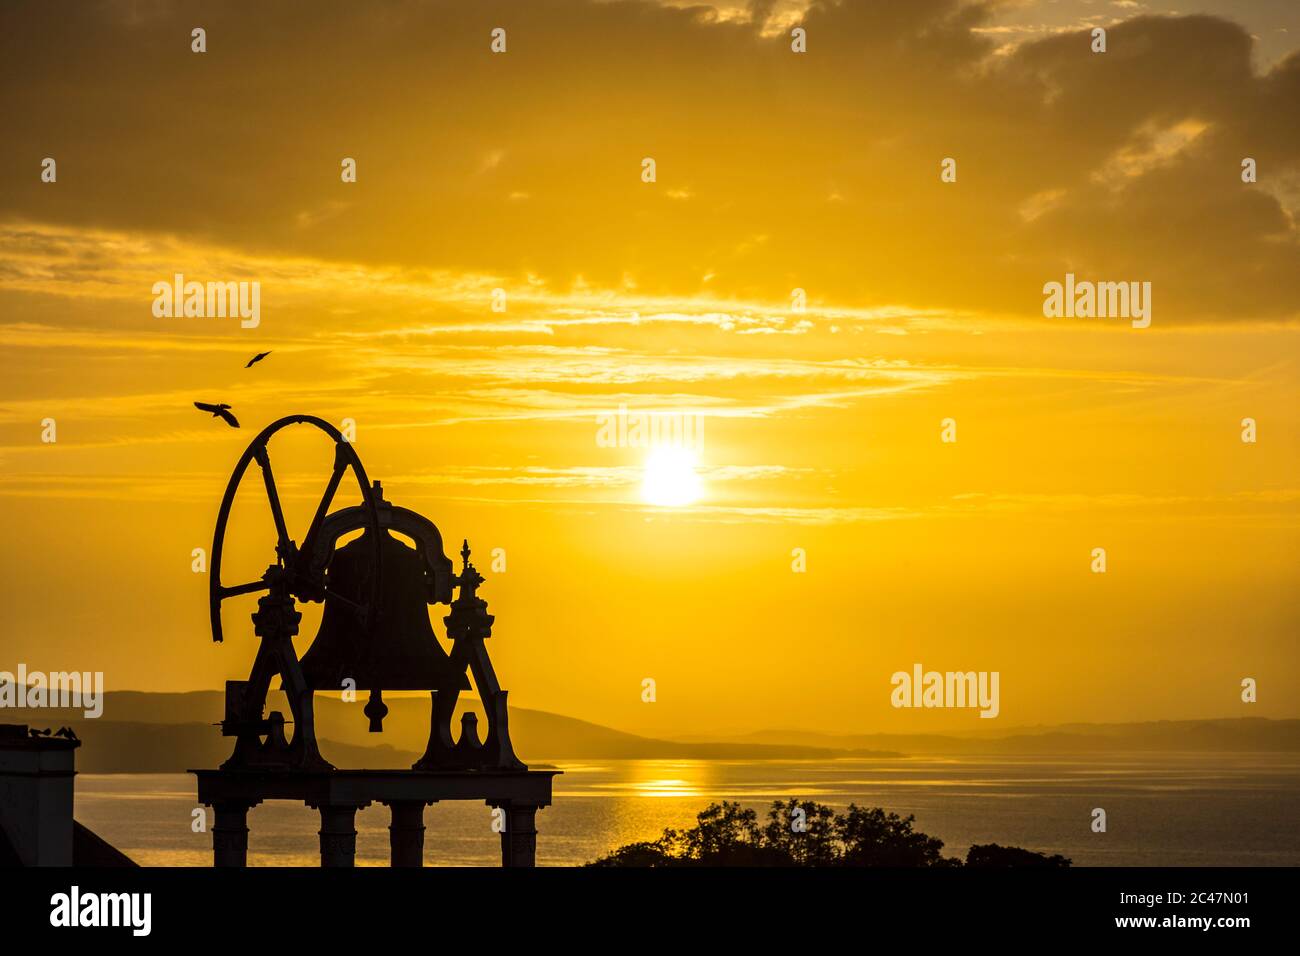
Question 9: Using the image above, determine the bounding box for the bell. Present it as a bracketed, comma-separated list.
[299, 529, 469, 731]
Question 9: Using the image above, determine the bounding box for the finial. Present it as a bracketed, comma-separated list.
[461, 538, 472, 569]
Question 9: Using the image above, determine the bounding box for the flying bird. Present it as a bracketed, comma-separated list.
[245, 351, 271, 368]
[194, 402, 240, 428]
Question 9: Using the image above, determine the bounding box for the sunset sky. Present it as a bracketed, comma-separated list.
[1, 0, 1296, 737]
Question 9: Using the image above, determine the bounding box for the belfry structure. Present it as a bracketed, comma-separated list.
[190, 415, 556, 867]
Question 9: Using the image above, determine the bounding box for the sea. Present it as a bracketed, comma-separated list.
[74, 753, 1300, 867]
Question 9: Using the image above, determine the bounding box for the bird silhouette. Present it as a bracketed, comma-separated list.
[245, 351, 271, 368]
[194, 402, 240, 428]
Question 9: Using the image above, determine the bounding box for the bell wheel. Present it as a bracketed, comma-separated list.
[208, 415, 382, 646]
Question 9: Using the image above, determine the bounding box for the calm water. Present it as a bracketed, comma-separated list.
[74, 754, 1300, 867]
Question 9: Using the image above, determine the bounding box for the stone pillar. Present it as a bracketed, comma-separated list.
[317, 804, 360, 867]
[211, 802, 253, 868]
[387, 801, 426, 867]
[497, 803, 538, 868]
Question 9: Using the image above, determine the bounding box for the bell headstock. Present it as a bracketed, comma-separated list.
[308, 480, 456, 605]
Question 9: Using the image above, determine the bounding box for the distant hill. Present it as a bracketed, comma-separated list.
[672, 718, 1300, 754]
[47, 721, 422, 774]
[4, 690, 1295, 772]
[1, 689, 898, 771]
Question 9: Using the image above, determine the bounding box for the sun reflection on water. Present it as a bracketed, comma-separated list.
[619, 761, 712, 798]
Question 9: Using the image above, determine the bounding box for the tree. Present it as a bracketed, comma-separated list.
[586, 840, 677, 868]
[762, 798, 840, 866]
[965, 843, 1071, 868]
[672, 801, 778, 865]
[586, 799, 1067, 868]
[837, 805, 958, 867]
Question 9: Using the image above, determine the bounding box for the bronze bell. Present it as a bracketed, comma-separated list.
[299, 529, 470, 731]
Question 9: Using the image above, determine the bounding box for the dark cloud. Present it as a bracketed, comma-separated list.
[1, 0, 1296, 321]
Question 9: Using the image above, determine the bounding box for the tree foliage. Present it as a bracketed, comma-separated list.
[588, 799, 1071, 868]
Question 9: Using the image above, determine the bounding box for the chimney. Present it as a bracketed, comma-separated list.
[0, 724, 79, 865]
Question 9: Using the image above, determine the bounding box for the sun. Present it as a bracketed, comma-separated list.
[640, 446, 704, 507]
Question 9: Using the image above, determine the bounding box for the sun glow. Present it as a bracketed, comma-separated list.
[640, 446, 704, 507]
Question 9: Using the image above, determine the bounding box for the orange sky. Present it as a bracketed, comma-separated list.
[1, 0, 1297, 736]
